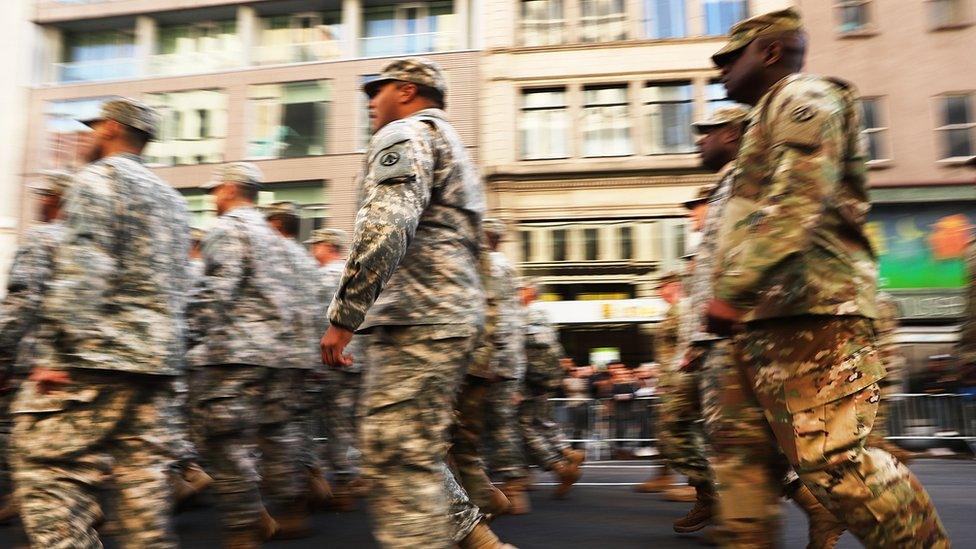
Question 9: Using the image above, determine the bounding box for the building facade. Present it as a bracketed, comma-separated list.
[799, 0, 976, 368]
[22, 0, 481, 241]
[480, 0, 790, 366]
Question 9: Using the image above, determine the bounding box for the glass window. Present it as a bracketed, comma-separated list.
[45, 97, 115, 170]
[674, 222, 686, 259]
[583, 85, 632, 157]
[584, 228, 599, 260]
[521, 230, 534, 262]
[836, 1, 870, 33]
[247, 80, 332, 160]
[937, 94, 975, 159]
[619, 226, 633, 259]
[644, 82, 694, 154]
[362, 2, 456, 57]
[60, 30, 137, 82]
[645, 0, 686, 39]
[521, 0, 566, 46]
[552, 229, 568, 261]
[257, 12, 343, 65]
[361, 74, 378, 149]
[520, 89, 569, 160]
[580, 0, 628, 43]
[703, 0, 747, 36]
[859, 98, 889, 162]
[706, 81, 736, 114]
[929, 0, 966, 28]
[154, 21, 241, 76]
[144, 90, 228, 167]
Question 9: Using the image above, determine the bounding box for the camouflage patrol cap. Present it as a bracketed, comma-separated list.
[483, 218, 507, 237]
[28, 169, 73, 197]
[304, 228, 348, 247]
[516, 277, 537, 291]
[80, 97, 161, 139]
[202, 162, 264, 191]
[656, 271, 682, 289]
[682, 184, 717, 209]
[691, 105, 751, 134]
[190, 227, 206, 242]
[711, 8, 804, 67]
[264, 200, 301, 220]
[363, 57, 448, 98]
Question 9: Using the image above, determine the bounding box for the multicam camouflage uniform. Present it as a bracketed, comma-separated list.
[327, 59, 484, 548]
[519, 304, 568, 469]
[709, 9, 948, 547]
[187, 165, 306, 535]
[11, 100, 190, 547]
[868, 292, 907, 447]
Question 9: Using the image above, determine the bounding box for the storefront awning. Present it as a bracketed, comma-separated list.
[535, 298, 668, 325]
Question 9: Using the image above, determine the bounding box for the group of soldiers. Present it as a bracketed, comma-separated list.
[0, 5, 958, 549]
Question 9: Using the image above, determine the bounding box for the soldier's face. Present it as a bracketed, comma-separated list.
[84, 120, 110, 163]
[368, 82, 401, 133]
[211, 183, 236, 216]
[719, 43, 764, 105]
[696, 125, 738, 172]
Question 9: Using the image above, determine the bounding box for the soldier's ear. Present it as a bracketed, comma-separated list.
[399, 82, 419, 104]
[762, 40, 784, 68]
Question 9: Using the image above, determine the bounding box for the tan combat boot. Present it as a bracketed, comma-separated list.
[182, 462, 214, 494]
[551, 460, 581, 499]
[330, 479, 358, 513]
[663, 484, 697, 502]
[790, 484, 845, 549]
[222, 528, 261, 549]
[634, 466, 675, 493]
[270, 500, 314, 540]
[562, 447, 585, 466]
[672, 484, 714, 533]
[458, 520, 519, 549]
[0, 495, 18, 524]
[500, 478, 531, 515]
[170, 470, 197, 506]
[307, 466, 333, 509]
[485, 483, 513, 517]
[258, 506, 279, 540]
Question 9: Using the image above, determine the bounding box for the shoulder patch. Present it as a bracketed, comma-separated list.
[379, 152, 401, 166]
[369, 140, 414, 185]
[790, 104, 817, 123]
[370, 120, 414, 157]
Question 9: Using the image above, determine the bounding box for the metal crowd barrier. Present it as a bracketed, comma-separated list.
[549, 393, 976, 460]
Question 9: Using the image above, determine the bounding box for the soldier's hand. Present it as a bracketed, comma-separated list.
[29, 367, 72, 394]
[705, 299, 744, 337]
[321, 325, 355, 369]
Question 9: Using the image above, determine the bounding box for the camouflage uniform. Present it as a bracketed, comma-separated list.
[519, 305, 568, 469]
[327, 59, 484, 548]
[869, 292, 907, 447]
[958, 241, 976, 366]
[10, 99, 189, 549]
[187, 164, 306, 535]
[709, 10, 948, 547]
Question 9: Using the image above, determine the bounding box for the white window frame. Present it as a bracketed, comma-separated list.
[859, 97, 891, 166]
[936, 93, 976, 163]
[835, 0, 873, 34]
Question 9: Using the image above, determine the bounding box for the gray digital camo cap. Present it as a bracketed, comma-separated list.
[28, 169, 73, 197]
[304, 228, 348, 247]
[201, 162, 264, 191]
[363, 57, 448, 98]
[264, 200, 301, 219]
[80, 98, 161, 139]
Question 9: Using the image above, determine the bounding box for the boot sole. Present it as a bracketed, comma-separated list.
[673, 519, 712, 534]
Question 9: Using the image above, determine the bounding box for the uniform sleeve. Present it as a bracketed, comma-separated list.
[0, 235, 52, 370]
[328, 123, 436, 331]
[187, 222, 247, 343]
[714, 89, 846, 309]
[40, 169, 119, 350]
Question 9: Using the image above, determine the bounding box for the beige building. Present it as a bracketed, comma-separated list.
[799, 0, 976, 369]
[21, 0, 481, 242]
[480, 0, 789, 365]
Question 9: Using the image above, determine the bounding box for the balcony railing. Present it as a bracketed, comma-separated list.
[253, 41, 342, 66]
[55, 57, 138, 83]
[360, 31, 456, 58]
[149, 51, 242, 77]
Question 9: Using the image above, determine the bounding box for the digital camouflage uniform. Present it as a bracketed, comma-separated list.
[11, 99, 190, 549]
[327, 58, 484, 548]
[187, 165, 306, 535]
[519, 305, 568, 469]
[709, 10, 949, 547]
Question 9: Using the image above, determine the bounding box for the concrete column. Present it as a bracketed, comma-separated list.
[626, 0, 644, 39]
[135, 16, 156, 77]
[237, 5, 257, 67]
[565, 0, 582, 43]
[692, 74, 707, 122]
[342, 0, 362, 59]
[454, 0, 470, 49]
[567, 82, 584, 158]
[687, 0, 705, 36]
[40, 25, 62, 84]
[629, 80, 644, 155]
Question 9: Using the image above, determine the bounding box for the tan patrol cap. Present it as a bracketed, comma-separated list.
[264, 201, 301, 220]
[711, 8, 804, 67]
[81, 97, 161, 139]
[691, 105, 751, 134]
[202, 162, 264, 191]
[656, 271, 682, 289]
[682, 185, 717, 209]
[363, 57, 448, 98]
[483, 218, 507, 237]
[28, 169, 73, 197]
[304, 228, 348, 247]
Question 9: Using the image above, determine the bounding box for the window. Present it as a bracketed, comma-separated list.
[674, 222, 686, 259]
[521, 230, 534, 261]
[937, 94, 975, 160]
[583, 86, 632, 157]
[552, 229, 568, 261]
[645, 0, 686, 39]
[859, 98, 889, 162]
[836, 1, 870, 33]
[644, 82, 694, 154]
[703, 0, 747, 36]
[154, 21, 241, 76]
[619, 226, 633, 259]
[257, 12, 343, 65]
[521, 0, 566, 46]
[361, 74, 378, 149]
[247, 80, 332, 159]
[362, 2, 456, 57]
[706, 81, 735, 115]
[584, 228, 600, 260]
[929, 0, 967, 28]
[520, 89, 569, 160]
[45, 97, 114, 170]
[580, 0, 628, 43]
[60, 30, 136, 82]
[268, 183, 329, 243]
[144, 90, 228, 167]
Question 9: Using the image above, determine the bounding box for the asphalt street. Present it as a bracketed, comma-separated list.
[1, 459, 973, 547]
